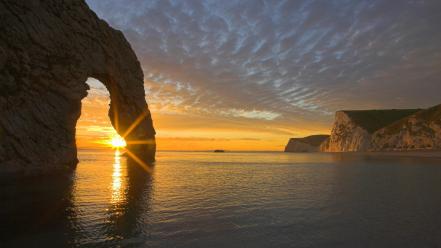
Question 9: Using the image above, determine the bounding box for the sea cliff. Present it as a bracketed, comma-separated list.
[320, 109, 420, 152]
[285, 104, 441, 153]
[370, 104, 441, 151]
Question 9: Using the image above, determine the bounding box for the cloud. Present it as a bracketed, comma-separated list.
[220, 109, 281, 120]
[86, 0, 441, 127]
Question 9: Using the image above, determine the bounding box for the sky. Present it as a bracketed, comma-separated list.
[78, 0, 441, 150]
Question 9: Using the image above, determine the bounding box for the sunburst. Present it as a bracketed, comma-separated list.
[109, 134, 126, 148]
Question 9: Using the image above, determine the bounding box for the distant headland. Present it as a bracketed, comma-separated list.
[285, 104, 441, 153]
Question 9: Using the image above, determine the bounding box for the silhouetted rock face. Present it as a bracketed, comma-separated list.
[0, 0, 155, 174]
[284, 135, 329, 152]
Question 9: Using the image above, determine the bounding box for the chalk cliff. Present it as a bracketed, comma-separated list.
[286, 105, 441, 153]
[0, 0, 155, 174]
[371, 104, 441, 151]
[285, 135, 329, 152]
[320, 106, 441, 152]
[319, 111, 371, 152]
[320, 109, 419, 152]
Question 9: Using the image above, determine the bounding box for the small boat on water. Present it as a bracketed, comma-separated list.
[214, 149, 225, 153]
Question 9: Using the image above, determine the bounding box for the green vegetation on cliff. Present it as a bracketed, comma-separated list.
[342, 109, 420, 133]
[380, 104, 441, 135]
[293, 135, 330, 146]
[284, 135, 329, 152]
[417, 104, 441, 124]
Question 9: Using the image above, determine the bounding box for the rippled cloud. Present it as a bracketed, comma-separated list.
[86, 0, 441, 127]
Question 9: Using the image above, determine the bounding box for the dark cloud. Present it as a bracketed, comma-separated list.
[87, 0, 441, 125]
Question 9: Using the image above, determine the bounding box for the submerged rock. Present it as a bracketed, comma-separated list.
[0, 0, 155, 174]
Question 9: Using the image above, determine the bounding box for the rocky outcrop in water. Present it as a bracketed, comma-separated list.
[0, 0, 155, 174]
[284, 135, 329, 152]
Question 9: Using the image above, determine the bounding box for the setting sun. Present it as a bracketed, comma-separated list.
[110, 134, 126, 148]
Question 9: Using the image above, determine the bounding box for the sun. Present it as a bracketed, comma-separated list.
[110, 134, 126, 148]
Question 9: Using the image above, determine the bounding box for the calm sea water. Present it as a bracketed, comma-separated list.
[1, 150, 441, 247]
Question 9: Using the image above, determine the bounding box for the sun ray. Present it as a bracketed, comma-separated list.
[124, 149, 153, 173]
[112, 100, 119, 132]
[122, 109, 149, 138]
[126, 139, 155, 145]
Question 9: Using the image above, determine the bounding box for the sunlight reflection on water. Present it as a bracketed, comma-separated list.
[1, 151, 441, 247]
[111, 150, 124, 204]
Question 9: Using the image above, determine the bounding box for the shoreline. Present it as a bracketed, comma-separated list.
[323, 150, 441, 158]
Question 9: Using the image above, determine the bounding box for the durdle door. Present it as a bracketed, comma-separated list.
[0, 0, 156, 174]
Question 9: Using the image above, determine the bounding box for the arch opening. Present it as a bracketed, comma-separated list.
[75, 77, 156, 170]
[75, 77, 125, 150]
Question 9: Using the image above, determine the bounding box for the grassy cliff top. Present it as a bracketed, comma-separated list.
[380, 104, 441, 134]
[415, 104, 441, 124]
[342, 109, 420, 133]
[291, 135, 330, 146]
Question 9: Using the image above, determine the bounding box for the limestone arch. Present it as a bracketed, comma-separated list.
[80, 74, 156, 154]
[78, 76, 156, 155]
[0, 0, 155, 174]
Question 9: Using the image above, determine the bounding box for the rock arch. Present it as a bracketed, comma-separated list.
[0, 0, 155, 174]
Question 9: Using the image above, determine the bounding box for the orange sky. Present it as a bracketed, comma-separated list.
[78, 1, 441, 151]
[76, 78, 330, 151]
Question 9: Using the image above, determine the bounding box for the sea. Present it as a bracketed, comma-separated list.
[1, 150, 441, 247]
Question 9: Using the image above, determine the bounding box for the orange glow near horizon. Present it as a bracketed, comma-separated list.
[75, 78, 330, 151]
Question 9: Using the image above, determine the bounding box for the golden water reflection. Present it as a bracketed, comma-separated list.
[111, 149, 125, 204]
